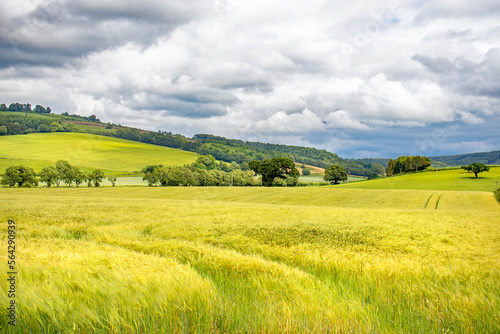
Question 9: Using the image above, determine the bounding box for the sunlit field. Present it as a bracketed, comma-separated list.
[0, 133, 199, 173]
[1, 186, 499, 333]
[339, 167, 500, 192]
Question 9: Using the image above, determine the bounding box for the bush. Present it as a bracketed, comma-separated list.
[272, 177, 287, 187]
[495, 188, 500, 204]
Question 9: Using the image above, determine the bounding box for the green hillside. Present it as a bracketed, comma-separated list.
[338, 167, 500, 192]
[0, 132, 199, 173]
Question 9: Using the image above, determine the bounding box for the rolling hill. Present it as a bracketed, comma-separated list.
[338, 166, 500, 192]
[0, 132, 199, 173]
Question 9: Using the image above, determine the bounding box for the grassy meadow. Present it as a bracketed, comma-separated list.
[0, 133, 199, 173]
[1, 185, 499, 333]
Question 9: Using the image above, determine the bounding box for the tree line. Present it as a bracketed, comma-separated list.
[0, 114, 76, 136]
[1, 161, 114, 188]
[143, 156, 351, 187]
[386, 156, 431, 176]
[0, 103, 51, 114]
[142, 155, 260, 187]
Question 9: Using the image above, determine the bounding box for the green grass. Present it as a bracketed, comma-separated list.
[0, 133, 199, 173]
[339, 167, 500, 192]
[0, 186, 499, 333]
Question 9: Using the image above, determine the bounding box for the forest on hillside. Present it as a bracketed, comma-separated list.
[6, 105, 494, 176]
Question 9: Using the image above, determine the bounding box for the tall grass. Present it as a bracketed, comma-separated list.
[0, 187, 499, 333]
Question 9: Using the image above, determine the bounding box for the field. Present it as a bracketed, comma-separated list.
[1, 185, 499, 333]
[340, 167, 500, 192]
[0, 133, 199, 173]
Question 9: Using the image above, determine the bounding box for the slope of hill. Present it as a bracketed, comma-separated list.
[0, 132, 199, 173]
[337, 167, 500, 192]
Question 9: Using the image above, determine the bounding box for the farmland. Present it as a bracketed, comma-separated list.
[0, 133, 199, 173]
[1, 185, 499, 333]
[340, 167, 500, 192]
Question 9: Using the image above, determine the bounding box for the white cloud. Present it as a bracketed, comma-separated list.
[324, 110, 369, 130]
[0, 0, 499, 158]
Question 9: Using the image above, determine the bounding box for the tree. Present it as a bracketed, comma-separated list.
[39, 166, 59, 187]
[105, 123, 113, 129]
[37, 124, 51, 133]
[89, 170, 104, 187]
[72, 167, 87, 187]
[0, 125, 7, 135]
[302, 167, 311, 176]
[249, 157, 299, 186]
[34, 105, 46, 113]
[143, 166, 161, 186]
[324, 165, 348, 184]
[55, 160, 73, 187]
[461, 163, 490, 178]
[372, 163, 385, 177]
[107, 176, 117, 186]
[50, 122, 63, 132]
[1, 166, 38, 187]
[194, 155, 217, 170]
[386, 159, 395, 176]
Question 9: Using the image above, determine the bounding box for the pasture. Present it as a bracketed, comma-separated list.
[0, 133, 199, 173]
[1, 186, 499, 333]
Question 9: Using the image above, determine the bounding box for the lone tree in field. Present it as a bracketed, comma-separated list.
[461, 163, 490, 178]
[249, 157, 299, 186]
[324, 164, 348, 184]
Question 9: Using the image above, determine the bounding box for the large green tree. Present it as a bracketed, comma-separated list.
[1, 166, 38, 187]
[72, 167, 87, 187]
[461, 163, 490, 178]
[249, 157, 299, 186]
[324, 165, 348, 184]
[55, 160, 73, 187]
[39, 166, 59, 187]
[89, 170, 105, 187]
[372, 163, 385, 176]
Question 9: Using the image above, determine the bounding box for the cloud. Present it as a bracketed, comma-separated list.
[251, 109, 324, 135]
[324, 110, 369, 130]
[0, 0, 499, 158]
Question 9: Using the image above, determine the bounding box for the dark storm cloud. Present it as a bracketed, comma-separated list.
[0, 0, 209, 68]
[413, 48, 500, 98]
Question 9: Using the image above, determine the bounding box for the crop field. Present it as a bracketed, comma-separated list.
[340, 167, 500, 192]
[0, 133, 199, 173]
[1, 186, 499, 333]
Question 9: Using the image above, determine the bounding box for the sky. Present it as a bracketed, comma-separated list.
[1, 0, 499, 158]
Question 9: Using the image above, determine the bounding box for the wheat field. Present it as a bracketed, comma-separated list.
[1, 186, 499, 333]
